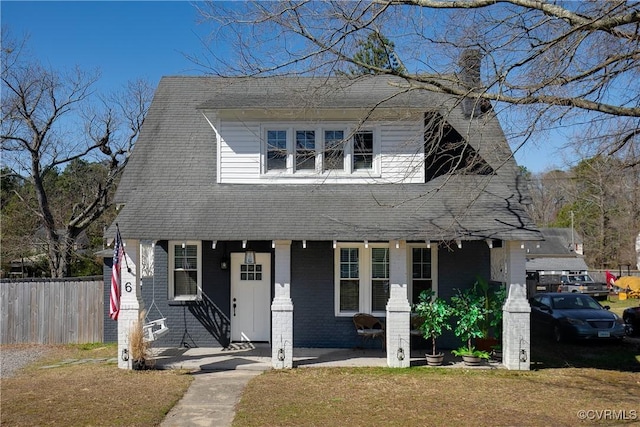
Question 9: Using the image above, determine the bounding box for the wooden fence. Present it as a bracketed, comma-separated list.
[0, 277, 104, 345]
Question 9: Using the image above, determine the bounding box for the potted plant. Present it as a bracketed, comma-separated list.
[473, 276, 507, 352]
[413, 290, 452, 366]
[450, 287, 490, 365]
[129, 310, 152, 370]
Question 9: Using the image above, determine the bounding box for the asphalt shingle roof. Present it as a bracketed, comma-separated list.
[111, 75, 541, 242]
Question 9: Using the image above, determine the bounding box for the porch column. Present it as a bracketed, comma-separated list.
[117, 239, 144, 370]
[386, 240, 411, 368]
[271, 240, 293, 369]
[502, 241, 530, 370]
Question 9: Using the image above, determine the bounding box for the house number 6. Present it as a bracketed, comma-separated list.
[125, 282, 132, 293]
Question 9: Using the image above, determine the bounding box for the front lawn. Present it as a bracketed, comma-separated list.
[234, 364, 639, 426]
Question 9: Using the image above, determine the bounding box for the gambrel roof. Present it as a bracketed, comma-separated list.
[111, 75, 541, 242]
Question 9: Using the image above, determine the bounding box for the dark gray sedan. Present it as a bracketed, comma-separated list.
[530, 293, 626, 342]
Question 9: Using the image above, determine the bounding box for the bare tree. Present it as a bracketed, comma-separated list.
[196, 0, 639, 165]
[1, 32, 153, 277]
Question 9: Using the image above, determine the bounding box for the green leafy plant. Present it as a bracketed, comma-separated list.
[473, 276, 507, 339]
[450, 287, 488, 353]
[451, 346, 490, 359]
[413, 290, 452, 356]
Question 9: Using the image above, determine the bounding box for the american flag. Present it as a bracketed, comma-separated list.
[109, 228, 123, 320]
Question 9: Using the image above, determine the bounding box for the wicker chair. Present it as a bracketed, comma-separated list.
[353, 313, 385, 349]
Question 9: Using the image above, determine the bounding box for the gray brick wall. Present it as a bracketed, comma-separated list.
[291, 241, 377, 348]
[436, 240, 490, 349]
[103, 239, 492, 350]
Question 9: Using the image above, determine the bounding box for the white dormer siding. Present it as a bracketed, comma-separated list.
[209, 112, 425, 185]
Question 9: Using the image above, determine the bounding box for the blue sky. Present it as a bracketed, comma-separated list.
[2, 1, 566, 173]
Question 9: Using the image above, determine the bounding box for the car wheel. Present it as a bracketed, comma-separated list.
[553, 324, 563, 343]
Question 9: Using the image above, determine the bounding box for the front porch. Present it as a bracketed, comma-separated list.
[151, 343, 504, 371]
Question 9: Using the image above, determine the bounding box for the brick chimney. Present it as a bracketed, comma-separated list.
[458, 49, 484, 118]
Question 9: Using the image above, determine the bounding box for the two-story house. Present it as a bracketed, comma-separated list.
[104, 71, 541, 369]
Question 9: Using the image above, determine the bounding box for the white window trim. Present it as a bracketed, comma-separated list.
[261, 123, 381, 177]
[406, 243, 438, 304]
[168, 240, 203, 301]
[334, 242, 389, 317]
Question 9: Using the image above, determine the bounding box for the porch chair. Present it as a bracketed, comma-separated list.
[353, 313, 385, 349]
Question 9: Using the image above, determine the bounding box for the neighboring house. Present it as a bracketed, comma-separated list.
[524, 227, 588, 274]
[104, 66, 541, 369]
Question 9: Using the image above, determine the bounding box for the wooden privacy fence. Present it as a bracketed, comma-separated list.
[1, 277, 104, 345]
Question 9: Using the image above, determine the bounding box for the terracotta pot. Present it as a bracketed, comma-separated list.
[425, 353, 444, 366]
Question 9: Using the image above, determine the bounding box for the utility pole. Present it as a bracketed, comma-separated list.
[570, 210, 575, 251]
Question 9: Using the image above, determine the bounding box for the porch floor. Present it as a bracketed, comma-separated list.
[151, 344, 504, 371]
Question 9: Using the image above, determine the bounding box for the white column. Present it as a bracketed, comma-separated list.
[502, 241, 530, 371]
[386, 241, 411, 368]
[117, 239, 144, 370]
[271, 240, 294, 369]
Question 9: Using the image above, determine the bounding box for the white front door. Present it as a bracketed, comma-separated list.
[230, 252, 271, 342]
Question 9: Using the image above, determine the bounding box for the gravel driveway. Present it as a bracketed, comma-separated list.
[0, 345, 53, 379]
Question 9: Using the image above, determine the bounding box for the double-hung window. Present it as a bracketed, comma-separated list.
[267, 130, 287, 171]
[263, 126, 378, 176]
[324, 130, 345, 171]
[169, 241, 202, 301]
[335, 243, 389, 316]
[295, 130, 316, 170]
[410, 245, 437, 304]
[353, 131, 374, 171]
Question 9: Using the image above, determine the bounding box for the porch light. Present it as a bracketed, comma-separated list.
[520, 349, 527, 362]
[302, 240, 306, 249]
[181, 242, 186, 249]
[333, 240, 337, 249]
[272, 241, 276, 249]
[456, 239, 462, 249]
[242, 240, 247, 249]
[244, 250, 256, 265]
[395, 240, 400, 249]
[485, 239, 493, 249]
[364, 240, 369, 248]
[426, 241, 431, 249]
[212, 241, 217, 249]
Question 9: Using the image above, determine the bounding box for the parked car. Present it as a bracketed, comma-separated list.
[622, 305, 640, 336]
[559, 274, 609, 300]
[529, 292, 626, 343]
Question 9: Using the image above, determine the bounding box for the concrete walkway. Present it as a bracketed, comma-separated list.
[154, 344, 501, 427]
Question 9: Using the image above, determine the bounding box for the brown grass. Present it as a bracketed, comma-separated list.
[234, 366, 640, 427]
[0, 344, 192, 427]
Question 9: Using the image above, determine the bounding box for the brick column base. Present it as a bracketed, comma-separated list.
[386, 284, 411, 368]
[271, 298, 293, 369]
[502, 283, 531, 370]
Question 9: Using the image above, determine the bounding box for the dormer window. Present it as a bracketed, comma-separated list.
[323, 130, 345, 171]
[353, 131, 373, 171]
[267, 130, 287, 171]
[262, 125, 379, 176]
[295, 130, 316, 170]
